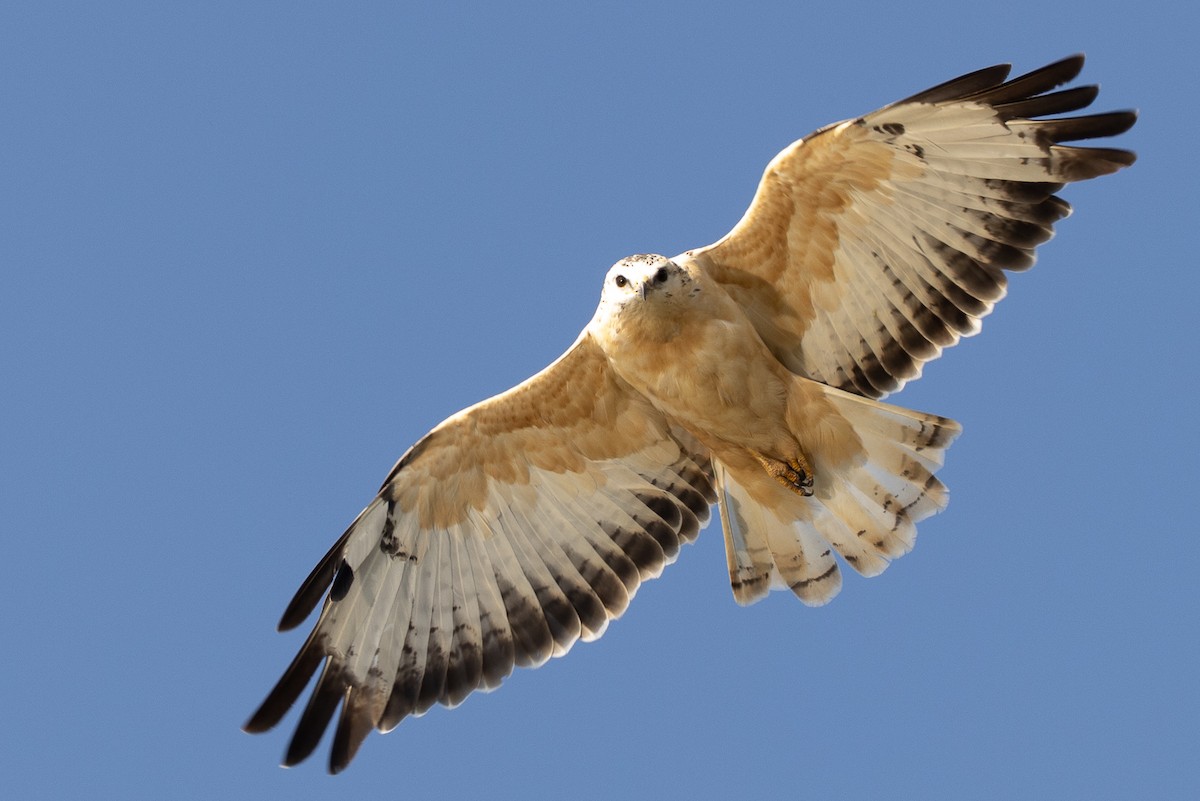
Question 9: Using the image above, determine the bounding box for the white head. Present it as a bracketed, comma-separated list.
[594, 254, 698, 327]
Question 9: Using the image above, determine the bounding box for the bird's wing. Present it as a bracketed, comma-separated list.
[244, 332, 714, 772]
[680, 55, 1135, 398]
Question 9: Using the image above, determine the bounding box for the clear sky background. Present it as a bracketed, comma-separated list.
[3, 3, 1195, 799]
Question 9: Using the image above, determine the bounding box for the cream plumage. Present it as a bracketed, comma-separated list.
[245, 55, 1135, 771]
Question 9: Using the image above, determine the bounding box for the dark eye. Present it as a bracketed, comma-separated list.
[614, 274, 628, 288]
[654, 267, 669, 284]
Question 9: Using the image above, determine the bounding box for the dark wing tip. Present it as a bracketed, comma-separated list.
[898, 63, 1012, 105]
[282, 662, 347, 767]
[898, 54, 1095, 111]
[967, 54, 1086, 105]
[277, 527, 353, 631]
[243, 631, 328, 734]
[329, 690, 377, 773]
[1040, 110, 1139, 143]
[994, 84, 1099, 119]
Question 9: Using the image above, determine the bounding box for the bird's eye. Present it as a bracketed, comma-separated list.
[614, 274, 628, 288]
[654, 267, 669, 284]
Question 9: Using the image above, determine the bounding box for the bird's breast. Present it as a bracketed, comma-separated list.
[606, 311, 791, 448]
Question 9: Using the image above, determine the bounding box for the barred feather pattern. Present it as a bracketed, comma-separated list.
[716, 382, 961, 606]
[244, 336, 716, 773]
[686, 54, 1135, 399]
[245, 56, 1133, 774]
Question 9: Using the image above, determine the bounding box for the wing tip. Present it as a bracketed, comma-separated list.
[276, 527, 355, 631]
[328, 690, 378, 774]
[899, 62, 1013, 105]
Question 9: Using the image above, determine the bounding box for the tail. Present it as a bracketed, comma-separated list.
[714, 382, 961, 606]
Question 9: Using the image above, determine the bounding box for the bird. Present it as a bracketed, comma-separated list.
[244, 55, 1136, 772]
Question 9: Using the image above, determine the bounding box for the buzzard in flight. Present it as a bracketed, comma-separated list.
[245, 55, 1135, 772]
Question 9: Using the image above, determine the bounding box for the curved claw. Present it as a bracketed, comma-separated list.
[754, 451, 815, 497]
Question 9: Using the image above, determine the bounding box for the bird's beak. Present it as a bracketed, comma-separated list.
[638, 281, 649, 300]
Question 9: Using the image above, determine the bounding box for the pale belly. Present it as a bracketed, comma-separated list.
[609, 316, 795, 454]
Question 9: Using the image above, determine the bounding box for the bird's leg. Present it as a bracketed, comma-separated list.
[754, 450, 815, 497]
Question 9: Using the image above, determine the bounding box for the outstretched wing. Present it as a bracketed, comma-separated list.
[681, 55, 1136, 399]
[244, 333, 715, 772]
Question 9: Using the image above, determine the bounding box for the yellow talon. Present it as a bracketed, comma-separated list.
[754, 451, 815, 496]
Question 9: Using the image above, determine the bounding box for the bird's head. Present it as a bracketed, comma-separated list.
[590, 254, 700, 344]
[600, 253, 694, 304]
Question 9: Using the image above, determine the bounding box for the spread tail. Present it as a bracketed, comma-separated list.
[714, 382, 961, 605]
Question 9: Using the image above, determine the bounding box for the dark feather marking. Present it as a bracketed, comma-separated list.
[558, 575, 609, 636]
[382, 620, 423, 727]
[575, 553, 630, 616]
[506, 500, 613, 640]
[982, 215, 1054, 249]
[416, 549, 455, 715]
[875, 333, 919, 379]
[630, 492, 684, 557]
[378, 499, 399, 555]
[674, 458, 717, 504]
[672, 482, 713, 521]
[442, 636, 483, 708]
[1034, 111, 1138, 144]
[534, 584, 583, 651]
[499, 509, 584, 653]
[675, 504, 702, 542]
[877, 258, 956, 348]
[904, 302, 957, 348]
[994, 85, 1098, 119]
[437, 537, 485, 709]
[842, 357, 883, 398]
[963, 55, 1084, 105]
[330, 683, 379, 774]
[278, 526, 353, 631]
[1024, 195, 1072, 225]
[912, 275, 975, 334]
[983, 178, 1063, 203]
[888, 308, 940, 361]
[730, 572, 769, 592]
[911, 237, 1002, 316]
[283, 660, 348, 767]
[1056, 147, 1136, 181]
[849, 343, 900, 397]
[518, 514, 611, 637]
[955, 228, 1036, 271]
[838, 287, 914, 393]
[789, 563, 839, 593]
[857, 253, 933, 363]
[635, 513, 681, 560]
[878, 246, 975, 343]
[635, 492, 682, 531]
[415, 634, 450, 715]
[924, 222, 1032, 275]
[329, 560, 354, 602]
[594, 538, 641, 593]
[900, 63, 1012, 105]
[381, 671, 416, 731]
[476, 606, 515, 689]
[243, 630, 329, 734]
[602, 521, 666, 578]
[495, 576, 554, 668]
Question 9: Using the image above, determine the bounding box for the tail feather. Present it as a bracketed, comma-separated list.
[714, 461, 783, 605]
[714, 382, 961, 605]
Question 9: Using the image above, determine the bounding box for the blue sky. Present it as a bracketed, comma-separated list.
[3, 3, 1195, 799]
